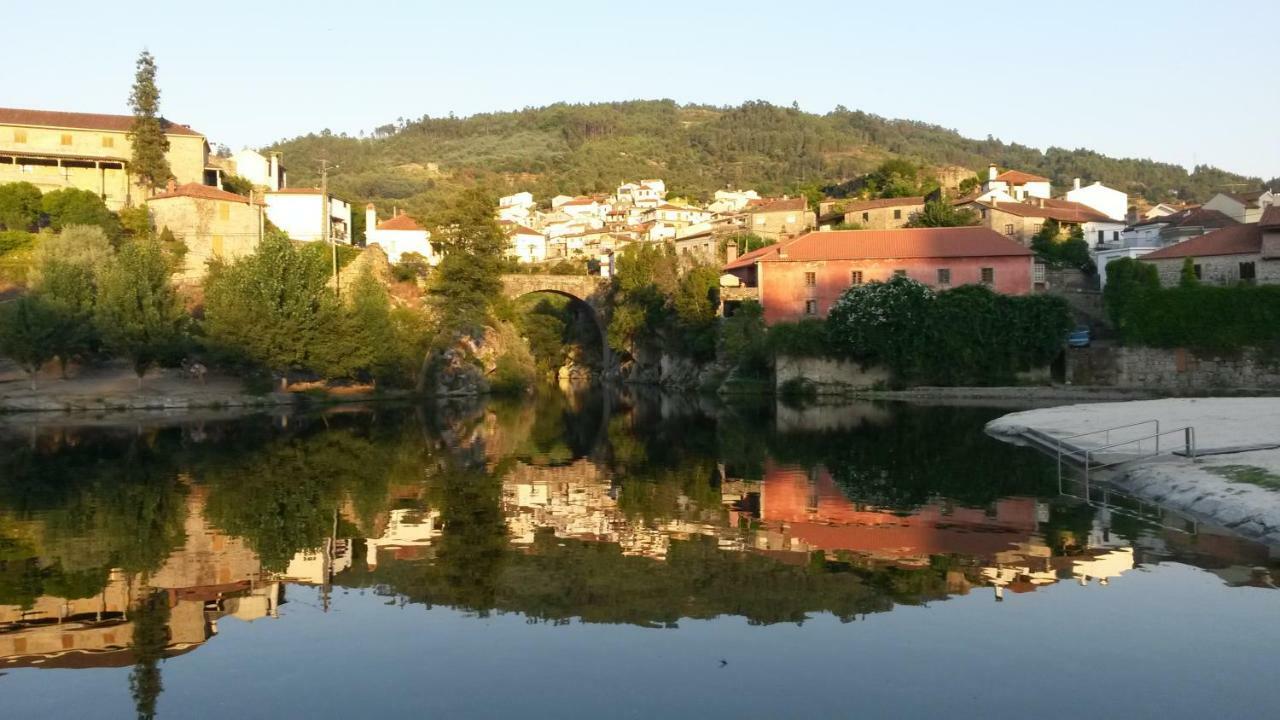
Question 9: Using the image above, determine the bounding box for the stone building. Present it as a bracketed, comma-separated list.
[148, 182, 263, 280]
[0, 107, 214, 210]
[744, 197, 814, 241]
[1140, 206, 1280, 286]
[722, 226, 1034, 324]
[969, 197, 1122, 248]
[822, 196, 926, 229]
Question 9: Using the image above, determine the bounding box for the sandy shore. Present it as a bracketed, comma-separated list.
[987, 398, 1280, 546]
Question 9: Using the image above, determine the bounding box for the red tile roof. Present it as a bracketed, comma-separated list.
[265, 187, 324, 195]
[377, 213, 425, 231]
[833, 196, 926, 212]
[1141, 224, 1263, 260]
[562, 196, 598, 206]
[995, 170, 1050, 184]
[723, 227, 1031, 270]
[982, 199, 1113, 224]
[506, 224, 543, 236]
[1219, 190, 1268, 208]
[0, 107, 203, 137]
[1261, 205, 1280, 229]
[150, 183, 253, 205]
[750, 197, 808, 214]
[1130, 207, 1236, 231]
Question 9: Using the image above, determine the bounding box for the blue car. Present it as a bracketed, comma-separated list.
[1067, 326, 1091, 348]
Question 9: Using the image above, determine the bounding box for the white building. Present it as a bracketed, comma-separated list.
[644, 203, 713, 226]
[229, 149, 285, 191]
[616, 179, 667, 208]
[365, 204, 436, 264]
[505, 223, 547, 264]
[1203, 190, 1276, 224]
[1065, 178, 1127, 221]
[981, 164, 1051, 201]
[708, 189, 760, 214]
[498, 191, 537, 225]
[264, 189, 351, 244]
[559, 196, 607, 219]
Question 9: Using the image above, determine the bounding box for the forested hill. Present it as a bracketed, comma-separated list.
[268, 100, 1263, 208]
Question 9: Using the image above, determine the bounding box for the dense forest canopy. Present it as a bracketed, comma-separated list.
[267, 100, 1267, 210]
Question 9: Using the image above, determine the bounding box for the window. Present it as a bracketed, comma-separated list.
[1193, 264, 1202, 280]
[981, 267, 995, 284]
[755, 217, 765, 226]
[1004, 223, 1015, 236]
[102, 135, 115, 148]
[1240, 262, 1256, 283]
[13, 129, 26, 143]
[1034, 263, 1046, 283]
[937, 268, 951, 285]
[60, 133, 73, 146]
[861, 212, 869, 222]
[1097, 230, 1105, 244]
[850, 270, 863, 286]
[804, 271, 816, 287]
[893, 209, 902, 220]
[1033, 223, 1042, 234]
[804, 299, 817, 315]
[218, 203, 230, 221]
[1113, 231, 1120, 242]
[212, 234, 224, 258]
[893, 269, 907, 277]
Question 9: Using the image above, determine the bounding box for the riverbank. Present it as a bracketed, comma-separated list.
[987, 398, 1280, 547]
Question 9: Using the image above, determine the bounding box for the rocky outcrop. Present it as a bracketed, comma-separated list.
[425, 321, 536, 396]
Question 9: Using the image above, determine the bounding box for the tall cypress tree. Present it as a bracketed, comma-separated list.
[128, 50, 173, 193]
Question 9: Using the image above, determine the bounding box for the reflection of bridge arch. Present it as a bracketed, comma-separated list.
[501, 274, 613, 369]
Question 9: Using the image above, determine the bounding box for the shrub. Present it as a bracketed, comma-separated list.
[41, 188, 120, 237]
[718, 300, 769, 377]
[0, 182, 43, 231]
[765, 319, 831, 358]
[827, 275, 935, 375]
[0, 230, 35, 256]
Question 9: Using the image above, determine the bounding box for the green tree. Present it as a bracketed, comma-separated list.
[128, 50, 173, 192]
[94, 239, 186, 386]
[220, 174, 254, 197]
[203, 230, 338, 383]
[0, 181, 43, 231]
[906, 199, 979, 227]
[1102, 257, 1159, 334]
[425, 188, 507, 335]
[0, 296, 59, 389]
[669, 263, 720, 361]
[40, 188, 119, 236]
[718, 300, 768, 377]
[1179, 256, 1199, 287]
[607, 242, 678, 356]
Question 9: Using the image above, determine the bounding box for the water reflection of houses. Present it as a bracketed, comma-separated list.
[731, 463, 1139, 601]
[0, 485, 279, 669]
[502, 459, 746, 560]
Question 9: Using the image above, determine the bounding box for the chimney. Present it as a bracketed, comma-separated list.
[365, 203, 377, 237]
[988, 164, 998, 182]
[1038, 197, 1045, 208]
[725, 242, 739, 264]
[1073, 178, 1081, 191]
[269, 153, 281, 191]
[166, 178, 176, 193]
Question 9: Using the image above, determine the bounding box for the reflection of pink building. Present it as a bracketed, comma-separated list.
[756, 464, 1040, 559]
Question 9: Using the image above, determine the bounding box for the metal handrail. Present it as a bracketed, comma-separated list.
[1058, 419, 1160, 445]
[1080, 426, 1196, 483]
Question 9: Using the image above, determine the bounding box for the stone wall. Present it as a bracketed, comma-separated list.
[1067, 345, 1280, 390]
[775, 356, 891, 394]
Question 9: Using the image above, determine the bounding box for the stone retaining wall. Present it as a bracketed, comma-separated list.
[1067, 345, 1280, 390]
[775, 356, 890, 394]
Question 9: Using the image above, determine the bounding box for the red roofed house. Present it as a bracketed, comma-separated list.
[966, 196, 1125, 248]
[722, 227, 1034, 323]
[364, 204, 436, 265]
[1202, 189, 1276, 224]
[745, 197, 815, 241]
[980, 164, 1052, 202]
[1139, 206, 1280, 286]
[148, 181, 264, 280]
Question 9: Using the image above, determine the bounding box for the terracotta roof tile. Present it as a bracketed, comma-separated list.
[1141, 224, 1263, 260]
[995, 170, 1050, 184]
[377, 213, 425, 231]
[750, 197, 808, 214]
[724, 227, 1031, 270]
[833, 196, 926, 212]
[0, 107, 202, 137]
[1260, 205, 1280, 229]
[1129, 207, 1236, 230]
[150, 183, 253, 205]
[982, 199, 1113, 224]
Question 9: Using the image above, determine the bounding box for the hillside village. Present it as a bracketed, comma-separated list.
[2, 102, 1277, 317]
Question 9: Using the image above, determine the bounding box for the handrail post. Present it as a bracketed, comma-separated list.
[1185, 427, 1196, 459]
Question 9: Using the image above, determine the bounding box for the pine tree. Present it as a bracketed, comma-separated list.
[128, 50, 173, 193]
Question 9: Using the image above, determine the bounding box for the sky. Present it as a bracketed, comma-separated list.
[5, 0, 1276, 179]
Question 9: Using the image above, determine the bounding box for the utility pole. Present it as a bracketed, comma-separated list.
[320, 159, 338, 296]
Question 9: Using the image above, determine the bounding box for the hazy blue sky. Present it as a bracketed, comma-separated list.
[6, 1, 1276, 178]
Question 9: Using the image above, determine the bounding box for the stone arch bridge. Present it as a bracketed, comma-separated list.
[501, 274, 613, 368]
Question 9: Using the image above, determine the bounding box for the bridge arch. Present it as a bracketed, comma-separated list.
[501, 274, 613, 370]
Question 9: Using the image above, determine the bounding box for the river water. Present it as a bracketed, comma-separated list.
[2, 389, 1277, 718]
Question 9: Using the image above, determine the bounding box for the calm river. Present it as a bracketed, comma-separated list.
[2, 389, 1276, 718]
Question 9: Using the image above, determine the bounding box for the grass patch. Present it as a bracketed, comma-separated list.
[1205, 464, 1280, 491]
